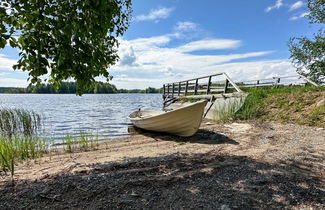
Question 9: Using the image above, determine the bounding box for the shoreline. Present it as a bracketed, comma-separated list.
[1, 120, 324, 209]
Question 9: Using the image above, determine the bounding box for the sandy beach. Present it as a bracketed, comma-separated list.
[1, 120, 324, 209]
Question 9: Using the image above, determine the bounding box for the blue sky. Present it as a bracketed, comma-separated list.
[0, 0, 321, 89]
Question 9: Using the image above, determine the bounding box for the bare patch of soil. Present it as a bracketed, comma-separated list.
[0, 121, 324, 209]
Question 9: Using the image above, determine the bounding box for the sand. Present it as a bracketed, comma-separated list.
[0, 121, 324, 209]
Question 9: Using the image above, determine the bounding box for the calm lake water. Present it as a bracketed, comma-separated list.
[0, 94, 162, 141]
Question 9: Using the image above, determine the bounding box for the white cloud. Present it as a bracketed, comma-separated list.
[118, 45, 138, 66]
[289, 1, 304, 11]
[110, 59, 296, 89]
[177, 39, 241, 52]
[0, 78, 28, 87]
[127, 35, 171, 51]
[265, 0, 283, 12]
[175, 21, 198, 31]
[0, 72, 10, 76]
[135, 7, 174, 22]
[290, 12, 309, 20]
[209, 59, 296, 82]
[0, 54, 17, 71]
[108, 33, 288, 89]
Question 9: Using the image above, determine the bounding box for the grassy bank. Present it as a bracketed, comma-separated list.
[234, 86, 325, 127]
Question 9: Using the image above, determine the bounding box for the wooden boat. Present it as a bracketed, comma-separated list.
[128, 100, 208, 137]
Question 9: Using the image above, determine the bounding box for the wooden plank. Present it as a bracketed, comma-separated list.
[210, 88, 225, 92]
[222, 73, 242, 93]
[182, 92, 248, 99]
[164, 72, 224, 84]
[186, 89, 224, 93]
[241, 81, 275, 85]
[232, 82, 308, 88]
[238, 75, 301, 84]
[236, 75, 317, 86]
[298, 75, 319, 86]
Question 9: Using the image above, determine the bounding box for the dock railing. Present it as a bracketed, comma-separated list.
[235, 75, 319, 89]
[162, 72, 244, 105]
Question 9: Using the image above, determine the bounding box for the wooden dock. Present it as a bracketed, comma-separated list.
[162, 73, 318, 106]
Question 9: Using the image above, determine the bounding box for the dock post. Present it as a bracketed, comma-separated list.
[274, 78, 280, 88]
[172, 83, 175, 97]
[224, 79, 229, 93]
[178, 82, 181, 96]
[163, 84, 166, 98]
[194, 79, 198, 95]
[206, 76, 211, 94]
[167, 84, 170, 97]
[185, 81, 188, 96]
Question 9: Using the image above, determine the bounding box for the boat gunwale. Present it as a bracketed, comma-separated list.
[128, 100, 207, 121]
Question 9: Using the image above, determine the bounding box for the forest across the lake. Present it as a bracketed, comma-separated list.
[0, 82, 162, 94]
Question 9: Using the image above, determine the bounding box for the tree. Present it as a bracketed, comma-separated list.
[0, 0, 132, 95]
[288, 0, 325, 83]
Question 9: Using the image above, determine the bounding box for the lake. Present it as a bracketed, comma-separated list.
[0, 94, 163, 141]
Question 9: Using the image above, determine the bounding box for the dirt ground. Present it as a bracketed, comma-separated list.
[0, 121, 324, 209]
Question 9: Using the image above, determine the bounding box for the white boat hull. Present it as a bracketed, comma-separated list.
[128, 100, 207, 137]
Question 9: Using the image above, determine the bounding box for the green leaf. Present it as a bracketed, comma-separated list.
[9, 39, 16, 48]
[0, 38, 7, 48]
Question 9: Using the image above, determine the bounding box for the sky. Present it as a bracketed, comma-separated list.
[0, 0, 321, 89]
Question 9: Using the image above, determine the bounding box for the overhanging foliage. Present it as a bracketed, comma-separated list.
[0, 0, 132, 95]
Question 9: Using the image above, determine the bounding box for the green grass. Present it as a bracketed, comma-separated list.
[307, 104, 325, 126]
[233, 86, 325, 127]
[60, 131, 99, 153]
[213, 98, 245, 122]
[0, 135, 50, 177]
[1, 131, 101, 177]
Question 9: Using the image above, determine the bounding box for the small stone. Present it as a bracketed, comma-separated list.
[221, 204, 231, 210]
[119, 200, 134, 204]
[316, 99, 325, 107]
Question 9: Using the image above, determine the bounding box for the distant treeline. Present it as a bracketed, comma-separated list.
[0, 82, 162, 94]
[117, 87, 163, 93]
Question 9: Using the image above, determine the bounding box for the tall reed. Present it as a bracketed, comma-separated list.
[0, 108, 41, 138]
